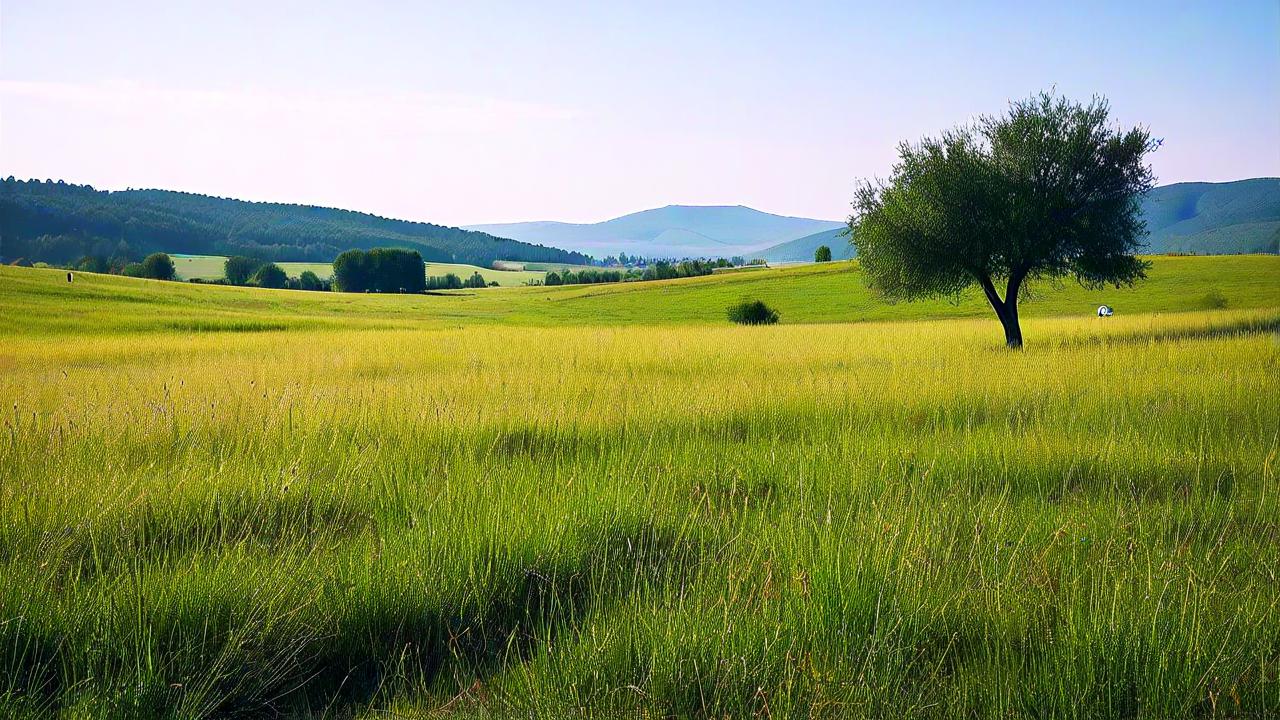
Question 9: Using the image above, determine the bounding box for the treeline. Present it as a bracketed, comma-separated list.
[427, 272, 494, 290]
[0, 178, 593, 267]
[542, 258, 738, 286]
[211, 256, 330, 291]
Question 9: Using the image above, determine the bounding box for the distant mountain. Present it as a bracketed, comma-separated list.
[755, 178, 1280, 262]
[757, 228, 852, 263]
[1140, 179, 1279, 254]
[465, 205, 844, 259]
[0, 179, 592, 267]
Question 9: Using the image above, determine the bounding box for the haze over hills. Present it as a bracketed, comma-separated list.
[0, 179, 592, 267]
[4, 178, 1273, 269]
[755, 178, 1280, 262]
[464, 205, 844, 259]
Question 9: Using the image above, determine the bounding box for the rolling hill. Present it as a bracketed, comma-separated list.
[1140, 178, 1280, 254]
[0, 178, 592, 267]
[755, 178, 1280, 262]
[464, 205, 843, 259]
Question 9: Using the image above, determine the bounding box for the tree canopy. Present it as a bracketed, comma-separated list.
[252, 263, 288, 289]
[851, 92, 1157, 347]
[814, 245, 832, 262]
[225, 256, 264, 286]
[333, 248, 426, 293]
[140, 252, 175, 281]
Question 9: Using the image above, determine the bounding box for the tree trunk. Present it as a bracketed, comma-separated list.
[978, 271, 1025, 350]
[998, 304, 1023, 349]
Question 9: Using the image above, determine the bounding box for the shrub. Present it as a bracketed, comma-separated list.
[814, 245, 832, 262]
[1202, 290, 1228, 309]
[464, 271, 487, 288]
[252, 263, 288, 289]
[140, 252, 175, 280]
[727, 300, 779, 325]
[121, 262, 146, 277]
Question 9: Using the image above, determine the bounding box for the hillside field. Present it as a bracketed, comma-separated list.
[2, 256, 1279, 718]
[170, 254, 546, 287]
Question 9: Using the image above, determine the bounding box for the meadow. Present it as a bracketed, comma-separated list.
[169, 255, 547, 287]
[1, 256, 1279, 719]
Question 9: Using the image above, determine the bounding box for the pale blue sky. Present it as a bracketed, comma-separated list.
[2, 1, 1277, 225]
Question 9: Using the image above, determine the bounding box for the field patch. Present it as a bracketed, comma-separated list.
[1, 257, 1278, 717]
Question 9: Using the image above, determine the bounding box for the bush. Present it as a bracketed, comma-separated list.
[814, 245, 832, 262]
[1202, 290, 1228, 309]
[464, 271, 487, 288]
[140, 252, 175, 280]
[225, 256, 264, 285]
[727, 300, 779, 325]
[252, 263, 288, 289]
[121, 262, 146, 278]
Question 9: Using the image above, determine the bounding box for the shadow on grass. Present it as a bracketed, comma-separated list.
[2, 519, 708, 719]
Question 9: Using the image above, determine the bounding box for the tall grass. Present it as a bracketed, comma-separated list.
[1, 273, 1278, 717]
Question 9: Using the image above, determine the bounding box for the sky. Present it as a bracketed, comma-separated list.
[2, 1, 1277, 226]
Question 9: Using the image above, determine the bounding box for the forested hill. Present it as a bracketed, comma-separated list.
[0, 179, 592, 266]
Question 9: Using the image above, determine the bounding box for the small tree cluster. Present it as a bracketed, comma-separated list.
[426, 273, 463, 290]
[224, 255, 264, 285]
[333, 248, 426, 293]
[814, 245, 832, 262]
[120, 253, 175, 280]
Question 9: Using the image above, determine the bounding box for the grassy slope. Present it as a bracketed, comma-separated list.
[6, 255, 1277, 339]
[170, 254, 546, 286]
[1, 256, 1279, 717]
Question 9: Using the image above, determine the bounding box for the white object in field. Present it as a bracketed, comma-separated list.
[1097, 305, 1113, 317]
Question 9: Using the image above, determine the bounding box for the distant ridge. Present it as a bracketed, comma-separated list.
[755, 178, 1280, 262]
[0, 179, 593, 267]
[465, 205, 843, 259]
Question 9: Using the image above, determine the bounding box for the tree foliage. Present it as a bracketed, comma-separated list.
[225, 255, 264, 286]
[814, 245, 832, 262]
[252, 262, 288, 289]
[298, 270, 324, 291]
[851, 92, 1157, 347]
[0, 179, 593, 267]
[140, 252, 175, 280]
[333, 248, 426, 293]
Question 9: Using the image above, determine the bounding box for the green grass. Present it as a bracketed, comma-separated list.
[170, 254, 546, 286]
[10, 255, 1278, 339]
[1, 256, 1279, 718]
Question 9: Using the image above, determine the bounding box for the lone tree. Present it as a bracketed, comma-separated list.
[252, 262, 288, 289]
[814, 245, 832, 263]
[851, 92, 1157, 348]
[140, 252, 175, 281]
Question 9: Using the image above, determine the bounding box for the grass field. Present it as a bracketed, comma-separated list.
[2, 256, 1279, 718]
[170, 255, 546, 287]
